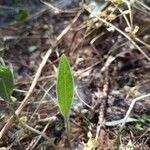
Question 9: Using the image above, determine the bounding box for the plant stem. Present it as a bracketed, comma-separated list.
[65, 120, 72, 150]
[7, 100, 20, 124]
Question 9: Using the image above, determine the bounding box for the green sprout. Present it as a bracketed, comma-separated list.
[0, 65, 14, 105]
[0, 64, 18, 119]
[57, 54, 74, 149]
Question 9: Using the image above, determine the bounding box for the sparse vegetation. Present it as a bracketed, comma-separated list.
[0, 0, 150, 149]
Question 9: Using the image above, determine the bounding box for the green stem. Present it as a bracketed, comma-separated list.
[65, 120, 72, 150]
[7, 98, 20, 124]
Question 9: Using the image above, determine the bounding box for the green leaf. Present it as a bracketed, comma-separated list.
[0, 65, 14, 103]
[57, 54, 74, 123]
[15, 9, 28, 21]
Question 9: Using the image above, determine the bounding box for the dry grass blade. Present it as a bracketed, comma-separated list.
[26, 120, 55, 150]
[56, 9, 83, 42]
[40, 0, 62, 14]
[120, 93, 150, 130]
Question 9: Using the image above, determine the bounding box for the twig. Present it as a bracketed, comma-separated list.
[96, 56, 115, 140]
[75, 87, 93, 110]
[56, 9, 83, 42]
[27, 116, 58, 150]
[28, 122, 50, 150]
[40, 0, 80, 14]
[22, 123, 50, 140]
[40, 0, 62, 14]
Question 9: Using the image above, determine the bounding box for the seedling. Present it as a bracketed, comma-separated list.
[0, 64, 53, 140]
[57, 54, 74, 149]
[0, 65, 14, 106]
[0, 64, 19, 120]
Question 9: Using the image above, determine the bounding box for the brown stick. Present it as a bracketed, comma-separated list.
[96, 56, 115, 140]
[56, 9, 83, 42]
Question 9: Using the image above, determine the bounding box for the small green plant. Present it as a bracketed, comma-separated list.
[0, 65, 14, 105]
[15, 9, 29, 21]
[0, 64, 18, 121]
[135, 113, 150, 130]
[57, 54, 74, 149]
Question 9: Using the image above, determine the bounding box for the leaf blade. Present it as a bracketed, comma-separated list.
[57, 54, 74, 122]
[0, 65, 14, 103]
